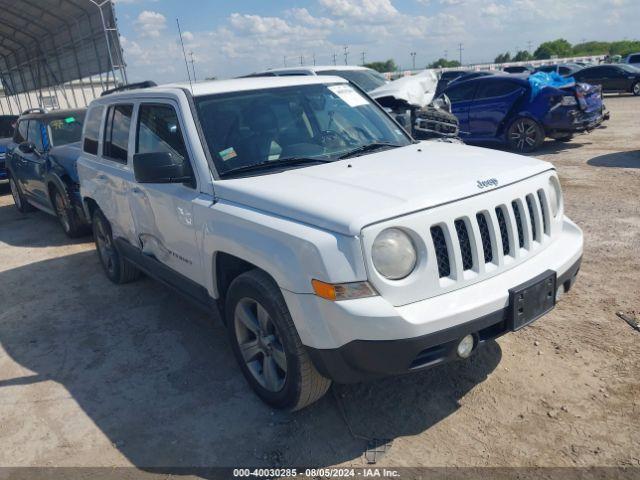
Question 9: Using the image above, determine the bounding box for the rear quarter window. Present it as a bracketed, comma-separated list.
[83, 106, 104, 155]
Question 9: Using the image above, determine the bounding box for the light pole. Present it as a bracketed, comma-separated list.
[343, 46, 349, 65]
[410, 51, 417, 70]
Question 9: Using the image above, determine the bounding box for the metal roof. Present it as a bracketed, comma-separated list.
[0, 0, 126, 95]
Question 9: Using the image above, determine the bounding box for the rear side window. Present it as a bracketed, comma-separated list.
[136, 104, 189, 160]
[83, 106, 104, 155]
[103, 104, 133, 163]
[629, 54, 640, 63]
[445, 82, 477, 102]
[475, 81, 522, 99]
[15, 120, 28, 144]
[27, 121, 44, 151]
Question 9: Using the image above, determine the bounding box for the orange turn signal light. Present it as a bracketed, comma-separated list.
[311, 279, 377, 301]
[311, 279, 337, 301]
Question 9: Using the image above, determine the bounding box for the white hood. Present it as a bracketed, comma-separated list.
[369, 70, 438, 107]
[214, 142, 553, 236]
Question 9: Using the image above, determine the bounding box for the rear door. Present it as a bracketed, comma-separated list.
[9, 120, 29, 189]
[128, 101, 203, 284]
[576, 67, 612, 91]
[468, 80, 526, 138]
[21, 120, 49, 205]
[444, 81, 477, 137]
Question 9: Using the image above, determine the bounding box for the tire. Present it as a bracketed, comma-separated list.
[8, 176, 35, 213]
[507, 117, 545, 153]
[226, 269, 331, 411]
[52, 187, 88, 238]
[92, 209, 141, 284]
[632, 81, 640, 96]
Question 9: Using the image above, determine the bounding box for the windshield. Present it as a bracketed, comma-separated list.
[195, 83, 411, 176]
[48, 113, 85, 147]
[317, 69, 387, 92]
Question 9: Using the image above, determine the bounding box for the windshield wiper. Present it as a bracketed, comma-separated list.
[221, 157, 333, 177]
[338, 142, 403, 160]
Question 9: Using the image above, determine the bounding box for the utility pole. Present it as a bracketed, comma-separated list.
[312, 52, 316, 66]
[332, 52, 337, 65]
[189, 51, 196, 82]
[343, 46, 349, 65]
[527, 40, 533, 52]
[444, 49, 448, 60]
[361, 51, 366, 65]
[458, 43, 463, 65]
[300, 55, 304, 66]
[410, 51, 417, 70]
[283, 56, 287, 67]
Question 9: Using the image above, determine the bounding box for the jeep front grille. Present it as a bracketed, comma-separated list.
[432, 190, 550, 279]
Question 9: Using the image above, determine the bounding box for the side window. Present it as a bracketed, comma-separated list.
[103, 104, 133, 163]
[136, 103, 189, 161]
[27, 120, 44, 151]
[630, 55, 640, 63]
[15, 120, 28, 144]
[83, 106, 104, 155]
[445, 83, 476, 103]
[475, 81, 522, 100]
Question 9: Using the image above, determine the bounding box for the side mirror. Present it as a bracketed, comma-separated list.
[18, 142, 36, 154]
[133, 152, 193, 184]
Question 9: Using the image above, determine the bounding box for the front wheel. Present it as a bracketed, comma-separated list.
[226, 270, 331, 411]
[507, 117, 545, 153]
[9, 177, 35, 213]
[632, 81, 640, 96]
[92, 209, 140, 284]
[52, 188, 87, 238]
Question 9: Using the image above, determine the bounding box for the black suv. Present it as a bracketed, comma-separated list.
[6, 108, 90, 237]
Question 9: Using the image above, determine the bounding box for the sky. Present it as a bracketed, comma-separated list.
[113, 0, 639, 83]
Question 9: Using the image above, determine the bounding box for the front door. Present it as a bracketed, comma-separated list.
[445, 82, 477, 138]
[128, 101, 204, 285]
[469, 80, 526, 138]
[21, 120, 49, 206]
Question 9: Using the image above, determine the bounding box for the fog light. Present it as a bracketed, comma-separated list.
[457, 335, 474, 359]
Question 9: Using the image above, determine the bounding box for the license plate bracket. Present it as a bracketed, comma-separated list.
[508, 270, 557, 331]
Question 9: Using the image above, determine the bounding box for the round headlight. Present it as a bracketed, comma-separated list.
[372, 228, 417, 280]
[548, 176, 562, 217]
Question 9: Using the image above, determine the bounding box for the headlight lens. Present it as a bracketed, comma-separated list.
[372, 228, 417, 280]
[548, 176, 562, 217]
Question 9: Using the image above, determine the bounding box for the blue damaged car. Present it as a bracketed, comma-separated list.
[441, 73, 607, 152]
[6, 108, 89, 237]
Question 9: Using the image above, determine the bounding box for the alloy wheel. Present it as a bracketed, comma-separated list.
[54, 191, 71, 233]
[510, 119, 540, 152]
[95, 218, 117, 276]
[633, 82, 640, 96]
[234, 297, 287, 392]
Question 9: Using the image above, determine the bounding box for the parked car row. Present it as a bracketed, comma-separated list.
[2, 76, 583, 411]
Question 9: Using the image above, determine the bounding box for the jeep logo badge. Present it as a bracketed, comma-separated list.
[477, 178, 499, 189]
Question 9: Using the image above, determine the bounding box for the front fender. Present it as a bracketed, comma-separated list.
[201, 200, 368, 298]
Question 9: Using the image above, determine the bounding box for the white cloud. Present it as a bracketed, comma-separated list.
[319, 0, 399, 19]
[135, 10, 167, 38]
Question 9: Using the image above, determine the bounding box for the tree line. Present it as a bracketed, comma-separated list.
[362, 39, 640, 73]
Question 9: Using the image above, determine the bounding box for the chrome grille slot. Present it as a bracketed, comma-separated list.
[537, 189, 549, 235]
[511, 200, 525, 248]
[454, 219, 473, 271]
[526, 194, 538, 241]
[476, 212, 493, 263]
[430, 225, 451, 278]
[495, 206, 510, 255]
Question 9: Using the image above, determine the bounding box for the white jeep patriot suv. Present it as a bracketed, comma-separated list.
[77, 76, 583, 410]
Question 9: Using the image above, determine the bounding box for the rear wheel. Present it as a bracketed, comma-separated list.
[93, 209, 140, 284]
[9, 176, 34, 213]
[52, 188, 87, 238]
[507, 117, 544, 153]
[226, 270, 331, 410]
[632, 81, 640, 96]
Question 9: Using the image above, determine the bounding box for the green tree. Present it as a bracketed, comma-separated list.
[363, 59, 397, 73]
[534, 39, 572, 59]
[494, 52, 511, 63]
[513, 50, 533, 62]
[427, 58, 461, 68]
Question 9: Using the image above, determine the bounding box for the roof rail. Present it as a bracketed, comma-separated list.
[21, 107, 47, 115]
[101, 81, 158, 97]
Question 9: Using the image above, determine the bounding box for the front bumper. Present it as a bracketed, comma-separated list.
[283, 216, 583, 383]
[307, 256, 581, 383]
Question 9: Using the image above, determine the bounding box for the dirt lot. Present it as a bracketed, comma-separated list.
[0, 96, 638, 472]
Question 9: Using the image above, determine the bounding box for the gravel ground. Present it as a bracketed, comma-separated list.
[0, 96, 638, 472]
